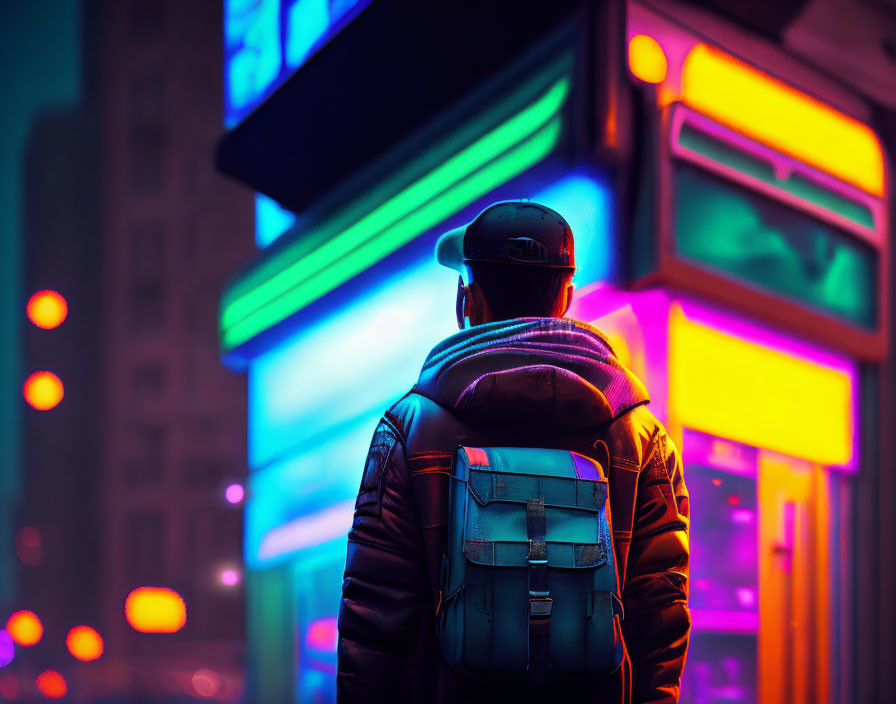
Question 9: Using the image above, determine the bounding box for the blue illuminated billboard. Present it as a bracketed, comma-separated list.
[224, 0, 371, 127]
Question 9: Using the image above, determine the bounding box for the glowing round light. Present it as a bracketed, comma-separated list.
[191, 669, 222, 698]
[219, 569, 240, 587]
[628, 34, 667, 84]
[36, 670, 67, 699]
[66, 625, 104, 661]
[0, 630, 13, 668]
[26, 290, 68, 330]
[6, 611, 43, 646]
[0, 673, 20, 699]
[305, 616, 338, 652]
[224, 483, 244, 504]
[125, 587, 186, 633]
[23, 372, 64, 411]
[18, 526, 41, 548]
[16, 526, 45, 567]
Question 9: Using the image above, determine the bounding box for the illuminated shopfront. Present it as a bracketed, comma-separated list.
[218, 1, 888, 702]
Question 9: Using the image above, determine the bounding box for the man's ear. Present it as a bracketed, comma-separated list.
[456, 276, 469, 330]
[561, 283, 574, 316]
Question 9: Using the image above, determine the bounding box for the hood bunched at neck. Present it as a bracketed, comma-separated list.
[413, 317, 650, 430]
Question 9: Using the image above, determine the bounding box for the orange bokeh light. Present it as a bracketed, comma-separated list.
[6, 611, 43, 646]
[26, 290, 68, 330]
[125, 587, 186, 633]
[36, 670, 67, 699]
[66, 625, 104, 661]
[23, 372, 64, 411]
[628, 34, 667, 84]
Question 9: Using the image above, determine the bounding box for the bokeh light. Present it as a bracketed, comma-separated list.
[66, 625, 104, 661]
[6, 611, 43, 646]
[628, 34, 667, 84]
[0, 673, 20, 700]
[15, 526, 44, 567]
[23, 372, 64, 411]
[224, 483, 244, 504]
[125, 587, 187, 633]
[0, 630, 13, 668]
[26, 290, 68, 330]
[191, 668, 222, 698]
[36, 670, 67, 699]
[19, 526, 41, 548]
[219, 569, 240, 587]
[305, 616, 338, 652]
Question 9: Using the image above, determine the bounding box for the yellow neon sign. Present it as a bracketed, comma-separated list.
[681, 43, 884, 197]
[669, 305, 853, 466]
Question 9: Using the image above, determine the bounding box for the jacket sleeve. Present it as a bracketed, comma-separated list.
[622, 427, 691, 704]
[336, 417, 429, 703]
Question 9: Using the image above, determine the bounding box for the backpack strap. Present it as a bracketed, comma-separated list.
[526, 497, 551, 682]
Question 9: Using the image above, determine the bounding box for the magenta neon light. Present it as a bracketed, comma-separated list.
[306, 616, 339, 652]
[681, 428, 758, 477]
[690, 608, 759, 634]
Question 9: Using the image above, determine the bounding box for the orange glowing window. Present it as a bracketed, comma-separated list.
[26, 290, 68, 330]
[628, 34, 667, 84]
[125, 587, 186, 633]
[681, 43, 884, 197]
[66, 625, 103, 661]
[23, 372, 64, 411]
[6, 611, 43, 646]
[36, 670, 67, 699]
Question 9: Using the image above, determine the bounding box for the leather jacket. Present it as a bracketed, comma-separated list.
[337, 318, 690, 703]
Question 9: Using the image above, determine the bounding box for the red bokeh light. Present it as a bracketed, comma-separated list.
[35, 670, 67, 699]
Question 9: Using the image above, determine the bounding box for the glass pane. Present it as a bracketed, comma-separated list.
[674, 162, 877, 329]
[681, 632, 758, 704]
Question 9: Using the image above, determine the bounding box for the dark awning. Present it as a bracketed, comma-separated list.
[215, 0, 588, 213]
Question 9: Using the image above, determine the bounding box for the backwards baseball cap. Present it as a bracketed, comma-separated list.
[436, 201, 575, 275]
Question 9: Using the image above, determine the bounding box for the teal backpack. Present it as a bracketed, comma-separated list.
[438, 445, 624, 682]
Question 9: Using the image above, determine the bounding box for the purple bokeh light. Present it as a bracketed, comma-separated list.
[224, 483, 244, 504]
[0, 630, 14, 668]
[220, 569, 241, 587]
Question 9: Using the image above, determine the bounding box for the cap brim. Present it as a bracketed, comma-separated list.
[435, 226, 465, 273]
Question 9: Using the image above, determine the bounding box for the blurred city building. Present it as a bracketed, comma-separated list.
[216, 0, 896, 703]
[8, 0, 254, 701]
[94, 0, 252, 699]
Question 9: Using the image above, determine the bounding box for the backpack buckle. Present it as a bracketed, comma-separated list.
[528, 596, 553, 618]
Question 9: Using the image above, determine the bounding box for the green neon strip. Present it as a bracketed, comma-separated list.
[222, 117, 562, 350]
[223, 54, 575, 309]
[221, 77, 570, 334]
[679, 124, 874, 229]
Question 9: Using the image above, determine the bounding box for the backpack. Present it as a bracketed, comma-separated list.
[437, 445, 624, 682]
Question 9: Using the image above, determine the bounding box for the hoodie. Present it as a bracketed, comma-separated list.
[414, 317, 649, 428]
[338, 317, 690, 704]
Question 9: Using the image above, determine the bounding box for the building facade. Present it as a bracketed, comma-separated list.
[217, 1, 896, 702]
[94, 0, 252, 699]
